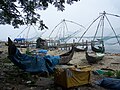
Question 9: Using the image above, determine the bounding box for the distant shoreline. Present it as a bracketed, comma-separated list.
[0, 41, 120, 54]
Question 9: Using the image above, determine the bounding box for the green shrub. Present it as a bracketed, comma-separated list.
[103, 71, 114, 77]
[115, 70, 120, 79]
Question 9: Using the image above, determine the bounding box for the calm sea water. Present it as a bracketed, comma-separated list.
[105, 44, 120, 53]
[60, 37, 120, 54]
[104, 37, 120, 53]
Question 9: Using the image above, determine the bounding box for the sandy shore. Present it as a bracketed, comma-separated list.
[48, 49, 120, 70]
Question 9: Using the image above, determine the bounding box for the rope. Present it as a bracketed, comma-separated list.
[104, 14, 120, 46]
[48, 20, 63, 38]
[17, 25, 29, 37]
[102, 35, 120, 41]
[105, 12, 120, 18]
[101, 15, 104, 40]
[105, 42, 119, 45]
[48, 19, 86, 42]
[54, 27, 61, 40]
[78, 15, 102, 43]
[64, 19, 86, 29]
[59, 29, 80, 42]
[64, 20, 69, 32]
[93, 15, 103, 41]
[26, 25, 31, 40]
[32, 25, 39, 36]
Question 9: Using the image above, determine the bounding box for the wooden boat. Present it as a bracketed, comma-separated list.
[7, 37, 74, 73]
[85, 51, 104, 64]
[14, 38, 28, 48]
[74, 46, 87, 52]
[59, 46, 74, 64]
[91, 41, 105, 53]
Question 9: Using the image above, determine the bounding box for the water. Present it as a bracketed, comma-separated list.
[105, 44, 120, 53]
[58, 37, 120, 54]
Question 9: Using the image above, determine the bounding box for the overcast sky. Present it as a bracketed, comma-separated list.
[0, 0, 120, 41]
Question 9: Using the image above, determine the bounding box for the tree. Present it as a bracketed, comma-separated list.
[0, 0, 80, 30]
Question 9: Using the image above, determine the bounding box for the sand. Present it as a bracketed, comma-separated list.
[48, 49, 120, 70]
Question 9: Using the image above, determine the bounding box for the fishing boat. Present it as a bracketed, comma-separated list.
[91, 40, 105, 53]
[14, 38, 28, 48]
[85, 51, 105, 64]
[7, 37, 74, 73]
[74, 46, 87, 52]
[59, 46, 74, 64]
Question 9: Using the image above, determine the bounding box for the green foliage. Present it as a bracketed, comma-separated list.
[26, 47, 31, 55]
[103, 71, 114, 77]
[115, 70, 120, 78]
[0, 0, 80, 29]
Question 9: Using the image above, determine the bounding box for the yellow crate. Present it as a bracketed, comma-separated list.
[54, 65, 91, 88]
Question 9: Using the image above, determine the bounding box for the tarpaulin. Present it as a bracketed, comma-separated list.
[8, 48, 60, 73]
[95, 77, 120, 90]
[54, 66, 91, 88]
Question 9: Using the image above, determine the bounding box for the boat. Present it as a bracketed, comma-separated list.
[59, 46, 74, 64]
[91, 40, 105, 53]
[14, 38, 28, 48]
[74, 46, 87, 52]
[7, 37, 74, 73]
[85, 51, 105, 64]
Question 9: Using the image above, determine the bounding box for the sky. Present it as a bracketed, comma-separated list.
[0, 0, 120, 41]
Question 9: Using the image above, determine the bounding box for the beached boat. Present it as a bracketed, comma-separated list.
[85, 51, 105, 64]
[59, 46, 74, 64]
[7, 37, 74, 73]
[91, 41, 105, 53]
[74, 46, 87, 52]
[14, 38, 28, 48]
